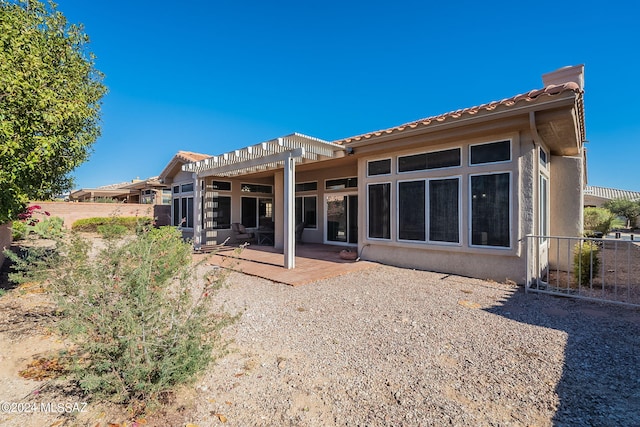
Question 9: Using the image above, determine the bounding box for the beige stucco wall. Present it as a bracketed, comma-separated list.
[548, 154, 584, 271]
[25, 201, 162, 228]
[353, 130, 535, 283]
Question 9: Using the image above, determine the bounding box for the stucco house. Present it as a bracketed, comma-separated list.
[69, 176, 170, 205]
[160, 65, 587, 282]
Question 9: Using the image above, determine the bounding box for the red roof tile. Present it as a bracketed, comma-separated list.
[176, 151, 210, 162]
[334, 82, 583, 145]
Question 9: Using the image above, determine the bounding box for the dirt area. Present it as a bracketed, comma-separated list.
[1, 237, 639, 426]
[542, 240, 640, 305]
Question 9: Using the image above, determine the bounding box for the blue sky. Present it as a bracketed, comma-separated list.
[58, 0, 640, 191]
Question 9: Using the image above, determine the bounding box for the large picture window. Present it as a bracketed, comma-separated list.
[368, 183, 391, 239]
[429, 178, 459, 243]
[398, 180, 425, 241]
[470, 173, 510, 247]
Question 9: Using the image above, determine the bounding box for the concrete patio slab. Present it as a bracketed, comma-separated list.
[194, 243, 376, 286]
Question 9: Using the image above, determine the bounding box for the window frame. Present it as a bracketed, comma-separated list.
[396, 178, 426, 243]
[240, 182, 273, 194]
[469, 139, 512, 166]
[366, 182, 392, 241]
[295, 181, 318, 192]
[397, 147, 462, 174]
[367, 158, 392, 177]
[427, 176, 462, 246]
[468, 171, 512, 249]
[172, 181, 195, 230]
[325, 176, 358, 191]
[295, 195, 318, 229]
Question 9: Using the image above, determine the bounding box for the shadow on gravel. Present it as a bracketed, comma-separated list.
[485, 287, 640, 426]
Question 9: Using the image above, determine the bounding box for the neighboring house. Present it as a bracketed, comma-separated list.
[584, 185, 640, 228]
[69, 176, 170, 205]
[584, 185, 640, 208]
[161, 65, 587, 282]
[159, 151, 211, 229]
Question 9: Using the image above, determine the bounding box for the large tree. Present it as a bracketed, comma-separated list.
[0, 0, 106, 223]
[604, 198, 640, 229]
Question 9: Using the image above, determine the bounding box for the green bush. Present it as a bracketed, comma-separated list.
[11, 220, 28, 240]
[71, 216, 153, 233]
[573, 241, 600, 285]
[21, 227, 236, 408]
[96, 224, 127, 239]
[33, 216, 65, 239]
[583, 207, 618, 235]
[11, 216, 65, 240]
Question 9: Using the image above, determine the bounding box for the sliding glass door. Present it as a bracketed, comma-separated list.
[325, 194, 358, 244]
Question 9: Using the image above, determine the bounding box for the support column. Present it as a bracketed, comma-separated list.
[193, 173, 202, 248]
[283, 154, 295, 269]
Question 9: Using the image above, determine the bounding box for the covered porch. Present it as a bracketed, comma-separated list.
[184, 133, 358, 270]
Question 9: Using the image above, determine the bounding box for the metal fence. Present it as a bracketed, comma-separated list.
[525, 234, 640, 307]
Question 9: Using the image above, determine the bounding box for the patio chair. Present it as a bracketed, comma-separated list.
[231, 222, 255, 244]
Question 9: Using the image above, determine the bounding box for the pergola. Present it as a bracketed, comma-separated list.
[182, 133, 346, 268]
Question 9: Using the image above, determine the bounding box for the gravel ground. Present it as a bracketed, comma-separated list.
[1, 260, 639, 426]
[182, 264, 640, 427]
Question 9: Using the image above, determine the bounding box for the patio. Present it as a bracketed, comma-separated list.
[193, 243, 376, 286]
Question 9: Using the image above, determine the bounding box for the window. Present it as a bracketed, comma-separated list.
[368, 159, 391, 176]
[241, 183, 272, 193]
[470, 173, 510, 247]
[429, 178, 459, 243]
[211, 180, 231, 191]
[368, 183, 391, 239]
[241, 197, 257, 228]
[181, 183, 194, 192]
[470, 140, 511, 165]
[295, 181, 317, 192]
[173, 199, 180, 226]
[173, 186, 179, 194]
[540, 175, 549, 239]
[398, 181, 425, 241]
[398, 148, 461, 173]
[326, 177, 357, 190]
[162, 189, 172, 205]
[211, 196, 231, 229]
[172, 196, 193, 228]
[539, 147, 548, 167]
[295, 196, 317, 228]
[241, 197, 273, 228]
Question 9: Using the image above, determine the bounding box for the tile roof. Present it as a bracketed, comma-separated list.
[176, 151, 210, 162]
[584, 186, 640, 201]
[334, 82, 583, 145]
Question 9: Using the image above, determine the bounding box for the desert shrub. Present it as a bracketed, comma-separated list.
[11, 220, 28, 240]
[71, 216, 153, 233]
[11, 205, 64, 240]
[573, 240, 600, 285]
[37, 227, 236, 408]
[32, 216, 65, 239]
[96, 223, 127, 239]
[583, 207, 618, 235]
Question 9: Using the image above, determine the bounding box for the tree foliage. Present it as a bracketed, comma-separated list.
[603, 198, 640, 229]
[0, 0, 106, 223]
[583, 207, 618, 235]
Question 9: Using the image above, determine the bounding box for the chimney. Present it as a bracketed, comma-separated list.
[542, 65, 584, 90]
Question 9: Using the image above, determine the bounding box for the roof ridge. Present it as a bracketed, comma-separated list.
[334, 83, 583, 145]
